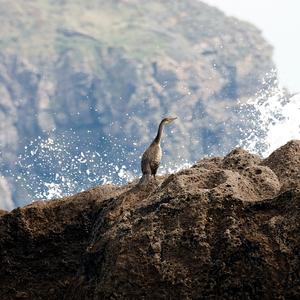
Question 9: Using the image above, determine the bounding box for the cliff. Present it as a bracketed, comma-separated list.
[0, 140, 299, 299]
[0, 0, 275, 208]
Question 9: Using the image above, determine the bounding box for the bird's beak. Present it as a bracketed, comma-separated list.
[170, 117, 177, 123]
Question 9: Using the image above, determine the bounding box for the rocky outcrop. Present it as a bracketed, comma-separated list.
[0, 140, 299, 299]
[0, 0, 275, 208]
[262, 140, 300, 192]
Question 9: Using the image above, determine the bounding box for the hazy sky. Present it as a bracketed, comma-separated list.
[203, 0, 300, 93]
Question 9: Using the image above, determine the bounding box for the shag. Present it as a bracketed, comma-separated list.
[139, 117, 177, 185]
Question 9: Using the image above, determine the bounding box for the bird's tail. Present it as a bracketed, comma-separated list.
[138, 174, 150, 185]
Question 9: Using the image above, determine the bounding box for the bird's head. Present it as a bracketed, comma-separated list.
[161, 116, 177, 125]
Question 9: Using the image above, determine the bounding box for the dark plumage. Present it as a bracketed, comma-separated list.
[139, 117, 177, 185]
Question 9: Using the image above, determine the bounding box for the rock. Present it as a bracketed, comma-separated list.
[0, 141, 299, 299]
[0, 209, 8, 216]
[262, 140, 300, 192]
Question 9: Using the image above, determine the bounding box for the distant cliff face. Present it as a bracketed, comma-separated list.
[0, 0, 274, 208]
[0, 141, 299, 299]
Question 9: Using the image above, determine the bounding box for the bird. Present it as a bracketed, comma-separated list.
[139, 117, 177, 185]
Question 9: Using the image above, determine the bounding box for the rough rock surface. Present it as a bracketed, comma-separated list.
[0, 140, 299, 299]
[0, 0, 275, 207]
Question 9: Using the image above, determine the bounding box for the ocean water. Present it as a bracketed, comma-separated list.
[11, 132, 139, 200]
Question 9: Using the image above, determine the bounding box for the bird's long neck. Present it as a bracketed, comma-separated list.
[153, 121, 164, 144]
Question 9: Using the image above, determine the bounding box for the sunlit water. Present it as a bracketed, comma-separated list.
[237, 80, 300, 156]
[6, 77, 300, 203]
[9, 132, 140, 200]
[7, 130, 191, 201]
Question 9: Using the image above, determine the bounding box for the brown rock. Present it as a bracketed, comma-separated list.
[0, 209, 8, 216]
[262, 140, 300, 191]
[0, 141, 299, 299]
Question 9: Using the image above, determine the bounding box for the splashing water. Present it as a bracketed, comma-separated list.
[7, 129, 190, 202]
[238, 80, 300, 157]
[6, 75, 299, 203]
[7, 130, 140, 201]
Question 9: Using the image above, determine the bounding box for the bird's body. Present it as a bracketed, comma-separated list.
[139, 117, 176, 185]
[141, 142, 162, 178]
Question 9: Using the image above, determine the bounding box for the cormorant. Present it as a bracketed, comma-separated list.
[139, 117, 177, 185]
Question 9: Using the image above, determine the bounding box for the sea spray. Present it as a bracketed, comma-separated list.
[238, 79, 300, 157]
[7, 76, 300, 202]
[6, 131, 139, 201]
